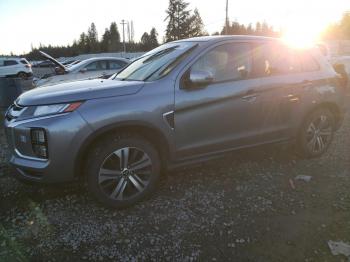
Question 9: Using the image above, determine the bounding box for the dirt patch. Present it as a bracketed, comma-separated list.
[1, 108, 350, 261]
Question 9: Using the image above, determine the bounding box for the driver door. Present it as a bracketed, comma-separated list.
[174, 42, 264, 159]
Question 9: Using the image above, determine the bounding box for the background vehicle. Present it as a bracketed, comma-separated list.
[35, 51, 130, 86]
[4, 36, 346, 208]
[0, 58, 32, 79]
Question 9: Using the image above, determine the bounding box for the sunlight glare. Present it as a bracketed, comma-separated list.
[281, 13, 326, 49]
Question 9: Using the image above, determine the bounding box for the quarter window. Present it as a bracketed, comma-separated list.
[191, 43, 252, 82]
[4, 60, 17, 66]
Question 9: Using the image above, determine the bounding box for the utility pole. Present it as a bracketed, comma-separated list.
[225, 0, 229, 35]
[120, 19, 127, 53]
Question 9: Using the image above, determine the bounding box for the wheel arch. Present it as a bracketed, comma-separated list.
[74, 121, 171, 178]
[298, 102, 343, 134]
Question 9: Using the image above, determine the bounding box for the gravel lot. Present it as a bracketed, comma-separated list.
[1, 106, 350, 261]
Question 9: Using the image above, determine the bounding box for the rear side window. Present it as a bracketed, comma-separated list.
[84, 61, 108, 71]
[4, 60, 18, 66]
[299, 52, 319, 72]
[109, 60, 123, 70]
[252, 43, 300, 76]
[191, 42, 252, 82]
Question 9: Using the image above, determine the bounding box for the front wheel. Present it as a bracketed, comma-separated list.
[297, 108, 335, 158]
[86, 135, 161, 208]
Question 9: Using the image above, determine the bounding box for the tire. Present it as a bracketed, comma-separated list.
[17, 72, 27, 79]
[85, 134, 161, 208]
[296, 108, 335, 158]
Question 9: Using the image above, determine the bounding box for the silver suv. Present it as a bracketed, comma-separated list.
[4, 36, 347, 208]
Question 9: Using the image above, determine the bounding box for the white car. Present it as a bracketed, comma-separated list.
[0, 58, 32, 79]
[35, 51, 130, 87]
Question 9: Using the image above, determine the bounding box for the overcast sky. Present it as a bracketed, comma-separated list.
[0, 0, 349, 54]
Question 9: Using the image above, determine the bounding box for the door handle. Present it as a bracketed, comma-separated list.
[241, 90, 259, 102]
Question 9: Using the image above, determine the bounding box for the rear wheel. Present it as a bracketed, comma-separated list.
[17, 72, 27, 79]
[297, 108, 335, 158]
[86, 134, 161, 208]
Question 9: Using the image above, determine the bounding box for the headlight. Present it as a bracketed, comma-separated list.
[33, 104, 68, 116]
[32, 102, 83, 117]
[9, 102, 83, 121]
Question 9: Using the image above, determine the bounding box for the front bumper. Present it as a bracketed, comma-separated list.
[4, 111, 92, 183]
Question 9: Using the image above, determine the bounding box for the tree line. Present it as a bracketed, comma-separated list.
[23, 0, 350, 60]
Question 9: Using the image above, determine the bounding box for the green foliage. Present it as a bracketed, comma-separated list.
[141, 28, 159, 51]
[165, 0, 206, 42]
[26, 21, 125, 60]
[221, 21, 279, 37]
[323, 12, 350, 40]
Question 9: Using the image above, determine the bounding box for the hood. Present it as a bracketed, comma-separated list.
[39, 51, 67, 72]
[17, 79, 144, 106]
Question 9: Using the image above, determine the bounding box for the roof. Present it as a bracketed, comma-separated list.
[175, 35, 279, 43]
[80, 57, 130, 63]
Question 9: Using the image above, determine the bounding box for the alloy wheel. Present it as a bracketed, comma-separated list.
[305, 114, 332, 154]
[98, 147, 153, 200]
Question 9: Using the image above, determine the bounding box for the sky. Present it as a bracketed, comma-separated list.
[0, 0, 349, 55]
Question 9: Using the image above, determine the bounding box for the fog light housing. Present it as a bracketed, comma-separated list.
[31, 128, 48, 159]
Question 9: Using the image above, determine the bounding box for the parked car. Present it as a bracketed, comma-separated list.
[4, 36, 347, 208]
[32, 60, 56, 68]
[34, 51, 130, 87]
[0, 58, 32, 79]
[64, 60, 81, 67]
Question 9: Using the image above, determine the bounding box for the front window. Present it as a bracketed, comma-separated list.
[115, 42, 197, 82]
[191, 43, 253, 82]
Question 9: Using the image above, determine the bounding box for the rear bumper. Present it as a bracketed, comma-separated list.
[4, 111, 92, 184]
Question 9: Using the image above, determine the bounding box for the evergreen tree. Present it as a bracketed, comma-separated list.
[87, 22, 99, 52]
[78, 32, 88, 53]
[141, 28, 159, 51]
[187, 8, 206, 37]
[109, 22, 121, 51]
[141, 32, 150, 51]
[165, 0, 191, 41]
[149, 28, 159, 48]
[100, 28, 111, 52]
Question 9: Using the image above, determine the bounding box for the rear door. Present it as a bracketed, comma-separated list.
[3, 60, 19, 76]
[250, 42, 305, 140]
[174, 41, 265, 158]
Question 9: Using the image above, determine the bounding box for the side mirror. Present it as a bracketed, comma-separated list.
[187, 70, 214, 88]
[79, 68, 87, 73]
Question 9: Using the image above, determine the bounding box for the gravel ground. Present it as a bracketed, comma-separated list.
[1, 107, 350, 261]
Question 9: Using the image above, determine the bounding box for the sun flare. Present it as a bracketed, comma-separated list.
[281, 13, 327, 49]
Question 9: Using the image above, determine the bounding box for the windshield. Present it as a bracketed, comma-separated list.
[115, 42, 197, 81]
